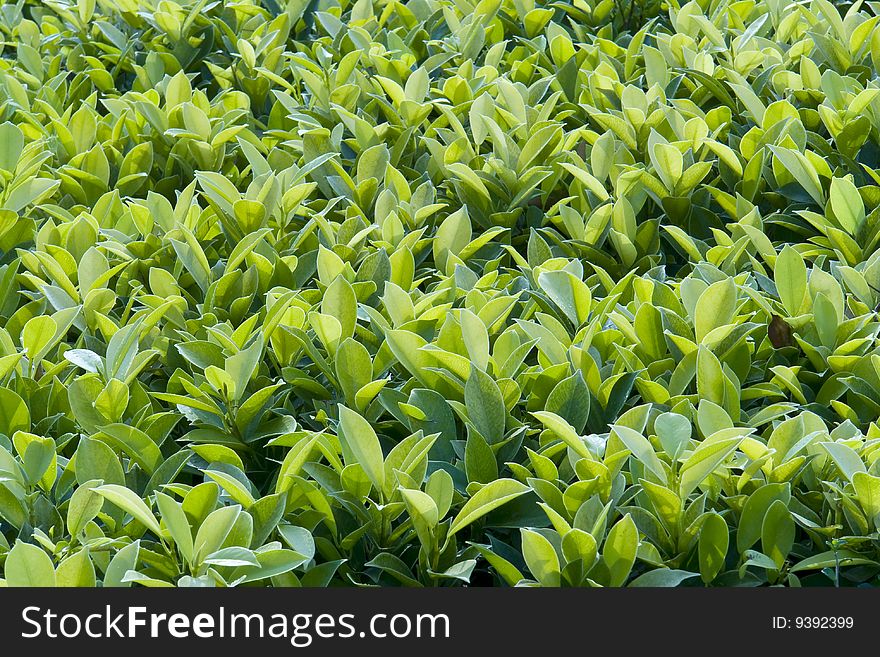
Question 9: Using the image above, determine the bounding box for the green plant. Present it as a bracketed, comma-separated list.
[1, 0, 880, 588]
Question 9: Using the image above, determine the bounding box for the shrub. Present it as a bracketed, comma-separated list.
[1, 0, 880, 587]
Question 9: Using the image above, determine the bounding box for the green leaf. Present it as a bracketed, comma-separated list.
[322, 276, 357, 340]
[821, 442, 866, 482]
[103, 541, 140, 588]
[459, 309, 489, 372]
[603, 514, 638, 587]
[433, 208, 471, 272]
[449, 479, 530, 536]
[338, 405, 385, 493]
[737, 483, 791, 554]
[55, 549, 96, 587]
[791, 550, 876, 573]
[95, 424, 162, 475]
[156, 492, 195, 565]
[225, 337, 263, 402]
[651, 142, 683, 191]
[203, 547, 260, 568]
[768, 146, 824, 205]
[94, 484, 162, 535]
[464, 365, 506, 444]
[465, 428, 498, 485]
[0, 122, 24, 171]
[521, 529, 561, 586]
[531, 411, 591, 459]
[852, 472, 880, 528]
[561, 528, 598, 572]
[470, 544, 524, 586]
[761, 499, 794, 569]
[204, 469, 256, 507]
[193, 505, 242, 566]
[5, 541, 55, 587]
[0, 389, 29, 438]
[699, 513, 729, 584]
[629, 569, 699, 587]
[694, 278, 737, 342]
[67, 479, 104, 539]
[21, 315, 58, 371]
[679, 431, 745, 499]
[76, 436, 125, 486]
[612, 425, 665, 482]
[537, 270, 592, 326]
[829, 176, 865, 234]
[401, 488, 439, 550]
[775, 245, 807, 316]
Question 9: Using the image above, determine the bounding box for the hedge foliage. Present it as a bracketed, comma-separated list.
[1, 0, 880, 587]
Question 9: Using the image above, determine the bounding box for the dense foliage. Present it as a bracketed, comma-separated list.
[1, 0, 880, 587]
